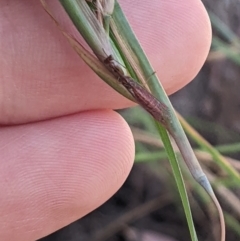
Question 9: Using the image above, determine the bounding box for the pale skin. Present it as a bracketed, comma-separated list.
[0, 0, 211, 240]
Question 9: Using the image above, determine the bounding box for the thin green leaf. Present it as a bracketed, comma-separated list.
[155, 122, 198, 241]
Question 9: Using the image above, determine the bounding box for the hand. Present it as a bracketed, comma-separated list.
[0, 0, 211, 240]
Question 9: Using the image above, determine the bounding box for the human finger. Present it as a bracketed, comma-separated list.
[0, 0, 211, 124]
[0, 110, 134, 241]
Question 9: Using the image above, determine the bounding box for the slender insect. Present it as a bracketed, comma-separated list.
[103, 55, 170, 128]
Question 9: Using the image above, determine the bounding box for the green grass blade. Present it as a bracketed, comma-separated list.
[178, 113, 240, 183]
[209, 11, 240, 43]
[111, 1, 214, 195]
[155, 122, 198, 241]
[59, 0, 112, 58]
[212, 37, 240, 64]
[215, 143, 240, 155]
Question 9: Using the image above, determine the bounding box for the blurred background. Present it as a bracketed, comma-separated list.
[40, 1, 240, 240]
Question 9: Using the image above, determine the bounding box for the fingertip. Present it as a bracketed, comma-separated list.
[0, 110, 134, 240]
[121, 0, 211, 94]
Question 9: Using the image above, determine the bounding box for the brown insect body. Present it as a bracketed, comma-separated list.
[103, 55, 169, 127]
[126, 77, 168, 125]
